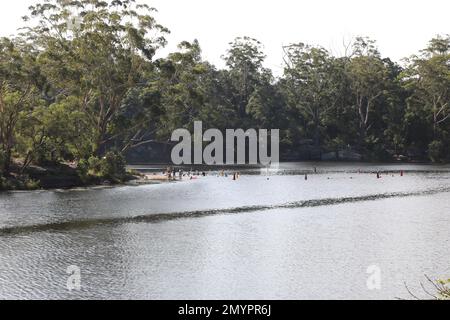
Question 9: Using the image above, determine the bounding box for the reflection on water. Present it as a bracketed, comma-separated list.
[0, 163, 450, 299]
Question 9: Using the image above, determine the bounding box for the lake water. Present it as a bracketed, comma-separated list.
[1, 162, 450, 300]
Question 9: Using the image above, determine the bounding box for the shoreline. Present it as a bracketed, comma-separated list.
[2, 161, 450, 193]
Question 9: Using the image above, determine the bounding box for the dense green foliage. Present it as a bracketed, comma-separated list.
[0, 0, 449, 181]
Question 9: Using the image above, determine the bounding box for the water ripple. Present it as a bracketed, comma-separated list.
[1, 186, 449, 237]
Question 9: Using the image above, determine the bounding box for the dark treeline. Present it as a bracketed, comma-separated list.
[1, 0, 449, 187]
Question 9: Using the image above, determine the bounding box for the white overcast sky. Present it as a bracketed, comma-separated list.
[1, 0, 449, 75]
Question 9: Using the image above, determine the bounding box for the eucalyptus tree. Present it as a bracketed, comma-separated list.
[156, 39, 245, 140]
[0, 37, 43, 175]
[222, 37, 268, 120]
[282, 43, 339, 147]
[405, 37, 450, 134]
[347, 37, 390, 146]
[402, 35, 450, 161]
[154, 40, 211, 138]
[22, 0, 169, 157]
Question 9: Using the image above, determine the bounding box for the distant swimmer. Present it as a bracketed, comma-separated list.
[376, 172, 381, 179]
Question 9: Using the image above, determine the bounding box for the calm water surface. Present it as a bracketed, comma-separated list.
[1, 163, 450, 299]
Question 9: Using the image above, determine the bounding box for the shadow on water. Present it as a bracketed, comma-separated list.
[1, 186, 449, 237]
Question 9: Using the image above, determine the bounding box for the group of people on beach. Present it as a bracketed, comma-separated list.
[164, 167, 243, 181]
[164, 167, 207, 180]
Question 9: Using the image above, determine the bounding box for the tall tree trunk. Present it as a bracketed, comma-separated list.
[2, 148, 12, 177]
